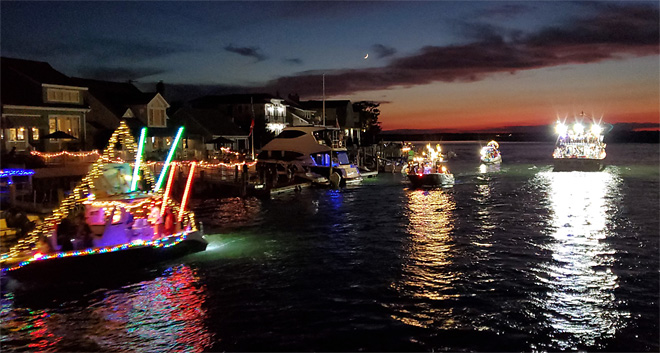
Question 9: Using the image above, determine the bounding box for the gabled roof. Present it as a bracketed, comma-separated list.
[70, 77, 164, 118]
[1, 57, 87, 108]
[172, 107, 247, 137]
[1, 57, 74, 86]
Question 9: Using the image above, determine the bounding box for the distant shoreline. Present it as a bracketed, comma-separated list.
[380, 130, 659, 143]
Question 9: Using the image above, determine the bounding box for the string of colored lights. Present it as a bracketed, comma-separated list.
[1, 231, 194, 273]
[30, 150, 100, 158]
[131, 127, 147, 191]
[178, 162, 196, 222]
[154, 126, 184, 191]
[0, 169, 36, 178]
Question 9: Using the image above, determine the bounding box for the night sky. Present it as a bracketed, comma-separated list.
[2, 1, 658, 131]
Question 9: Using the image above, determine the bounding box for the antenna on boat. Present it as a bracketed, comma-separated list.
[251, 96, 255, 160]
[322, 74, 326, 127]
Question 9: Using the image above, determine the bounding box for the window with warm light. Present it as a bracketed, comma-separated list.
[49, 115, 80, 138]
[32, 127, 39, 140]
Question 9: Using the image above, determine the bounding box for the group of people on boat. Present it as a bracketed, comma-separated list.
[37, 202, 181, 254]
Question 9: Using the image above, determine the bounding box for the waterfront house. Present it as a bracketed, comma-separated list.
[299, 99, 363, 146]
[70, 77, 173, 157]
[170, 107, 249, 159]
[1, 57, 91, 152]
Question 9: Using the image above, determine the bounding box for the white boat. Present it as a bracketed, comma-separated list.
[256, 126, 362, 186]
[480, 140, 502, 164]
[0, 122, 207, 281]
[553, 112, 607, 172]
[405, 144, 455, 188]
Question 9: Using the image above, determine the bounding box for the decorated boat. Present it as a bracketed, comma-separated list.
[0, 122, 207, 281]
[405, 144, 455, 188]
[256, 126, 361, 187]
[480, 140, 502, 164]
[553, 112, 607, 172]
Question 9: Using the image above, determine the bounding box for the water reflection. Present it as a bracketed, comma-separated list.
[389, 189, 457, 329]
[1, 264, 212, 352]
[536, 171, 629, 350]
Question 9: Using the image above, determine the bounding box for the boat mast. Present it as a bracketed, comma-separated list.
[251, 96, 255, 160]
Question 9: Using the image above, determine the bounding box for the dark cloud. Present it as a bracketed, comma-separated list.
[224, 44, 267, 61]
[284, 58, 303, 65]
[260, 3, 659, 98]
[2, 37, 186, 62]
[476, 3, 535, 19]
[371, 44, 397, 59]
[78, 66, 166, 81]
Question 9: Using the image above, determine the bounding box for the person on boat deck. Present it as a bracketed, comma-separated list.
[164, 208, 175, 236]
[37, 234, 53, 254]
[148, 206, 163, 238]
[74, 212, 95, 249]
[56, 217, 74, 251]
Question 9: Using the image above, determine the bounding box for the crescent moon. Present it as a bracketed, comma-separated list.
[364, 53, 369, 59]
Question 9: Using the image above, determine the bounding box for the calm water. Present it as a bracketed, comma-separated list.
[1, 142, 658, 352]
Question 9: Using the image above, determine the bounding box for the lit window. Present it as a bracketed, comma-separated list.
[16, 127, 26, 141]
[32, 127, 39, 140]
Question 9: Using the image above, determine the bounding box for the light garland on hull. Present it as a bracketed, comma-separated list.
[1, 231, 194, 273]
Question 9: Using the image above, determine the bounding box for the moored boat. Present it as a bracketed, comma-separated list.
[0, 122, 207, 281]
[553, 112, 607, 172]
[405, 144, 455, 188]
[256, 126, 361, 186]
[480, 140, 502, 164]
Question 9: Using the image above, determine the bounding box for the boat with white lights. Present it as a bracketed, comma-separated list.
[405, 144, 455, 188]
[480, 140, 502, 165]
[553, 112, 607, 172]
[0, 122, 207, 281]
[256, 125, 361, 186]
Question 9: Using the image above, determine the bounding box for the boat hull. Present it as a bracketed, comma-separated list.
[407, 173, 455, 188]
[2, 232, 208, 282]
[553, 158, 604, 172]
[480, 155, 502, 165]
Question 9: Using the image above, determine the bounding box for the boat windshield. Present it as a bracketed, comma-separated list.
[334, 151, 351, 165]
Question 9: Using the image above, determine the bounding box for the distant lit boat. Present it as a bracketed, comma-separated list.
[405, 144, 455, 187]
[0, 122, 207, 281]
[256, 126, 361, 186]
[480, 140, 502, 164]
[553, 112, 607, 172]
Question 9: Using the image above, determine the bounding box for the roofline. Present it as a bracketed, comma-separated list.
[42, 83, 88, 91]
[3, 104, 91, 112]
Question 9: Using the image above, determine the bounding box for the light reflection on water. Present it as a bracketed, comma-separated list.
[535, 170, 629, 350]
[389, 189, 458, 329]
[1, 265, 212, 352]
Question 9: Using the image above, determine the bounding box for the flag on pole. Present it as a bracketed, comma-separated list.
[248, 118, 255, 136]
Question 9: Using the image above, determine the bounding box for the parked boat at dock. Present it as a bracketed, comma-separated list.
[0, 122, 207, 281]
[405, 144, 455, 188]
[256, 126, 361, 186]
[553, 112, 607, 172]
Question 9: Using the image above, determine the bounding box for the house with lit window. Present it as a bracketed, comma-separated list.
[170, 107, 249, 159]
[1, 57, 91, 152]
[70, 78, 172, 155]
[299, 99, 362, 146]
[187, 93, 314, 136]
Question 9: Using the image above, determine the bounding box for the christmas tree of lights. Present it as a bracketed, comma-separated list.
[2, 120, 202, 262]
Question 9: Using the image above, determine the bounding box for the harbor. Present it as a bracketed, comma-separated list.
[1, 1, 659, 352]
